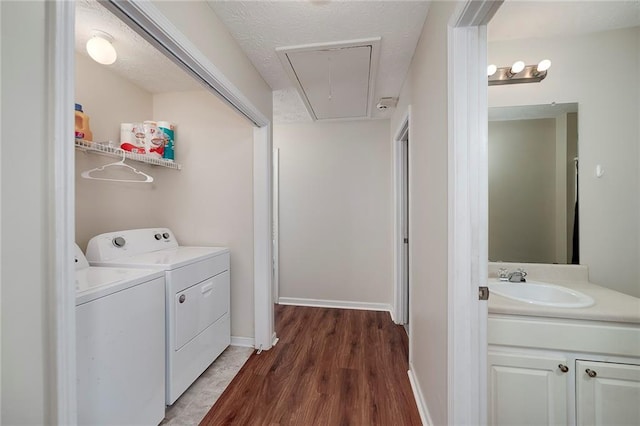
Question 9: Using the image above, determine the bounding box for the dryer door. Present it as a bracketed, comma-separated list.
[174, 271, 229, 350]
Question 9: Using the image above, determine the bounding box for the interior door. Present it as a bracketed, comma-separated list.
[401, 136, 409, 327]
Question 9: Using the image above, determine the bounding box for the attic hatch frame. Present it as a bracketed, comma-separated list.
[276, 38, 381, 121]
[49, 1, 275, 422]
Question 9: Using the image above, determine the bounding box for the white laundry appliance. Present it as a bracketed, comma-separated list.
[86, 228, 231, 405]
[75, 244, 166, 425]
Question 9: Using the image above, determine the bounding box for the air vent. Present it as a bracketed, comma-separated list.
[276, 38, 381, 121]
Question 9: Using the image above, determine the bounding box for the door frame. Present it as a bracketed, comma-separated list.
[48, 1, 77, 423]
[447, 1, 502, 424]
[51, 1, 275, 421]
[392, 106, 411, 325]
[272, 148, 280, 304]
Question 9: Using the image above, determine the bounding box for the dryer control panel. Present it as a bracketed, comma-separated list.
[86, 228, 179, 261]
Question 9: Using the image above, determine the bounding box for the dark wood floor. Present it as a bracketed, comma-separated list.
[200, 305, 421, 425]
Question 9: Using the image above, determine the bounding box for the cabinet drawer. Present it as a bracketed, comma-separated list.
[489, 316, 640, 357]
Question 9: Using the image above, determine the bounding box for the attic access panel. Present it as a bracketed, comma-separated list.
[277, 38, 381, 121]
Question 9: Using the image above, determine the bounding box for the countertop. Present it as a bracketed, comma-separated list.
[488, 278, 640, 324]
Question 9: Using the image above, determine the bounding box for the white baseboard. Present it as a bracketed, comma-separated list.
[230, 336, 254, 348]
[390, 308, 398, 323]
[408, 366, 433, 426]
[231, 334, 279, 351]
[278, 297, 392, 313]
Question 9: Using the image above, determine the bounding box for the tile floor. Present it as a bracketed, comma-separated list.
[161, 345, 254, 425]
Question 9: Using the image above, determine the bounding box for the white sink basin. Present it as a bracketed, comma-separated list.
[488, 280, 595, 308]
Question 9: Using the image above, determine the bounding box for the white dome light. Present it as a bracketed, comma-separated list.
[487, 64, 497, 77]
[86, 31, 117, 65]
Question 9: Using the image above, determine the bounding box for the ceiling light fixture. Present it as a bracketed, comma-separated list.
[488, 59, 551, 86]
[86, 30, 117, 65]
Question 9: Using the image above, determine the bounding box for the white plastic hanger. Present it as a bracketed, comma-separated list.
[81, 149, 154, 183]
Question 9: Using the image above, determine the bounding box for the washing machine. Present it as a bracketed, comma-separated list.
[85, 228, 231, 405]
[75, 244, 166, 425]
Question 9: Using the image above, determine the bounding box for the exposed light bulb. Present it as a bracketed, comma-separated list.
[487, 64, 497, 77]
[86, 31, 117, 65]
[510, 61, 525, 74]
[537, 59, 551, 72]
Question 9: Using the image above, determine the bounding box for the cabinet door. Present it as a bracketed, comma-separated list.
[489, 352, 569, 426]
[576, 360, 640, 426]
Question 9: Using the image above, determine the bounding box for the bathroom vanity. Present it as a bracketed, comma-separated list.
[487, 263, 640, 426]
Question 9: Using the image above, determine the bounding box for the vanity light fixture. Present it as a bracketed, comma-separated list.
[86, 30, 117, 65]
[488, 59, 551, 86]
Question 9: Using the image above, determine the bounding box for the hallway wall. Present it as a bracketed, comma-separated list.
[390, 1, 460, 424]
[274, 120, 393, 308]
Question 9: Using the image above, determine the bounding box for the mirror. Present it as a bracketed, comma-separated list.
[489, 103, 578, 264]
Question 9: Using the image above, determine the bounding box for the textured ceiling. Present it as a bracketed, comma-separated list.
[489, 0, 640, 41]
[207, 0, 431, 123]
[75, 0, 202, 94]
[75, 1, 639, 122]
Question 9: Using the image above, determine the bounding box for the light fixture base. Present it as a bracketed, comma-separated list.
[488, 64, 548, 86]
[89, 30, 114, 43]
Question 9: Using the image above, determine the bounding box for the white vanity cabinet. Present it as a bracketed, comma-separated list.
[488, 352, 569, 425]
[576, 360, 640, 425]
[488, 315, 640, 426]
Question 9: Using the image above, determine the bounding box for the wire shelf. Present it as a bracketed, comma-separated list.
[75, 139, 182, 170]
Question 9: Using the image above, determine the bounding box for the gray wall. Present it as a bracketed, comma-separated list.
[489, 118, 557, 263]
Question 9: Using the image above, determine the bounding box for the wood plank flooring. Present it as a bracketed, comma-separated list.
[200, 305, 421, 425]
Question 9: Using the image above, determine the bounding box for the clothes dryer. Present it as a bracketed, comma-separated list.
[85, 228, 231, 405]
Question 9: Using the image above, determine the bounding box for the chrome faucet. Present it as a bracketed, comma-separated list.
[497, 267, 527, 282]
[507, 268, 527, 283]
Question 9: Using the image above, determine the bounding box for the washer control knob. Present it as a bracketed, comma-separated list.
[112, 237, 126, 248]
[179, 294, 186, 303]
[154, 233, 162, 240]
[163, 232, 170, 239]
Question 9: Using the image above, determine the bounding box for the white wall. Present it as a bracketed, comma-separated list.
[152, 0, 272, 120]
[75, 56, 256, 338]
[1, 1, 49, 423]
[390, 1, 459, 424]
[75, 53, 155, 248]
[273, 120, 393, 306]
[152, 91, 255, 339]
[489, 27, 640, 297]
[488, 119, 557, 263]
